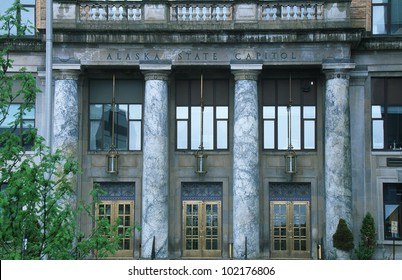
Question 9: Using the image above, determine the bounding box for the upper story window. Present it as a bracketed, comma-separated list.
[371, 77, 402, 150]
[372, 0, 402, 35]
[89, 79, 143, 151]
[0, 103, 35, 149]
[262, 78, 316, 151]
[0, 0, 35, 36]
[176, 79, 229, 151]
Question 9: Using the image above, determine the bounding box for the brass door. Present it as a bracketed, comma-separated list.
[182, 201, 221, 258]
[96, 200, 134, 258]
[270, 201, 310, 259]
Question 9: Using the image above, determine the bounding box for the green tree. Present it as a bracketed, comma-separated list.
[0, 2, 125, 260]
[355, 212, 376, 260]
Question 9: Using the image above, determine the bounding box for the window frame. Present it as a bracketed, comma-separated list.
[371, 77, 402, 150]
[175, 78, 229, 151]
[372, 0, 402, 35]
[0, 103, 35, 149]
[383, 183, 402, 240]
[262, 78, 317, 151]
[88, 78, 143, 152]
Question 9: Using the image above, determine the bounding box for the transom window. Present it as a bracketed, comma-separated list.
[371, 77, 402, 150]
[89, 79, 143, 151]
[176, 79, 229, 150]
[262, 78, 316, 150]
[383, 183, 401, 240]
[372, 0, 402, 35]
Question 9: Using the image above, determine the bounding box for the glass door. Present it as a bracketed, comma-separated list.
[182, 200, 221, 258]
[270, 201, 310, 259]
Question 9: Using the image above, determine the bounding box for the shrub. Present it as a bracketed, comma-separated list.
[333, 218, 354, 251]
[355, 212, 376, 260]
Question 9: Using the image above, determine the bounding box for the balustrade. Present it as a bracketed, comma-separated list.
[76, 1, 324, 22]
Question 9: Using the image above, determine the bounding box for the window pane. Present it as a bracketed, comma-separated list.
[373, 6, 387, 34]
[216, 106, 228, 119]
[303, 106, 316, 119]
[176, 107, 188, 119]
[386, 106, 402, 149]
[263, 106, 275, 119]
[129, 121, 141, 150]
[264, 120, 275, 149]
[372, 105, 383, 118]
[391, 0, 402, 34]
[22, 120, 34, 128]
[304, 120, 315, 149]
[203, 107, 214, 150]
[116, 105, 128, 150]
[90, 121, 102, 150]
[90, 104, 103, 119]
[129, 104, 142, 120]
[291, 107, 301, 150]
[217, 120, 228, 149]
[372, 120, 384, 149]
[384, 204, 400, 239]
[278, 107, 288, 150]
[191, 107, 201, 150]
[177, 120, 188, 149]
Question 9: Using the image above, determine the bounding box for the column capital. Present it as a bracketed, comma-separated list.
[142, 70, 170, 81]
[53, 64, 81, 80]
[322, 60, 356, 80]
[231, 65, 262, 81]
[140, 61, 172, 81]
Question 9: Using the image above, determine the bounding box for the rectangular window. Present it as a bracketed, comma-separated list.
[372, 0, 402, 35]
[0, 0, 35, 36]
[383, 183, 402, 240]
[0, 103, 35, 149]
[176, 79, 229, 150]
[371, 77, 402, 150]
[262, 78, 316, 150]
[89, 79, 143, 151]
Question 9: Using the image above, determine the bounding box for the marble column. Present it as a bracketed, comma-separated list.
[141, 70, 170, 259]
[323, 62, 355, 259]
[231, 67, 261, 259]
[53, 68, 80, 155]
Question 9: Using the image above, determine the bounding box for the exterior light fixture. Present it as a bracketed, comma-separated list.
[285, 73, 297, 174]
[194, 73, 207, 175]
[107, 74, 119, 174]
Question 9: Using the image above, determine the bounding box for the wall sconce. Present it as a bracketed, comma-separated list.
[107, 74, 119, 174]
[285, 73, 297, 174]
[194, 73, 207, 175]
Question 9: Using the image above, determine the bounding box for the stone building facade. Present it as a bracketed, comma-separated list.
[2, 0, 402, 259]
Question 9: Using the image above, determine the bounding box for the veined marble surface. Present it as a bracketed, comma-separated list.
[324, 76, 353, 259]
[53, 79, 79, 155]
[232, 78, 260, 259]
[142, 78, 169, 258]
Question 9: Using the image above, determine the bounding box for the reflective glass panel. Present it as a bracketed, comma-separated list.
[129, 121, 141, 150]
[373, 6, 387, 34]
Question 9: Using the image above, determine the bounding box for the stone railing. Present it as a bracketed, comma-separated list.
[54, 1, 349, 24]
[75, 1, 328, 22]
[260, 2, 323, 21]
